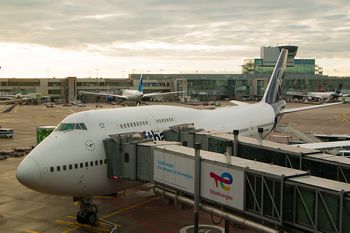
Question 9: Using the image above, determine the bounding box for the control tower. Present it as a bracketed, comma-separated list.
[260, 45, 298, 67]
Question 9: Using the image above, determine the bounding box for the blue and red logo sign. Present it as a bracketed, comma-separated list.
[210, 172, 233, 191]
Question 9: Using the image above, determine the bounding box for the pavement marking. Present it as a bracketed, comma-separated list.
[61, 227, 79, 233]
[94, 195, 116, 199]
[101, 196, 158, 219]
[24, 230, 40, 233]
[60, 197, 157, 233]
[58, 220, 110, 233]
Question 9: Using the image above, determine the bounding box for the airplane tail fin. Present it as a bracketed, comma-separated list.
[138, 74, 143, 92]
[326, 83, 343, 101]
[261, 49, 288, 105]
[336, 83, 343, 95]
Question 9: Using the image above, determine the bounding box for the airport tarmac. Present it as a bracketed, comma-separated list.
[1, 101, 350, 233]
[0, 157, 257, 233]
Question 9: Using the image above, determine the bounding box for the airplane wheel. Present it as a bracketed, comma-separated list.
[76, 210, 85, 224]
[90, 203, 98, 213]
[86, 211, 97, 225]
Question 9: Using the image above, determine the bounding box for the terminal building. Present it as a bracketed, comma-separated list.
[0, 45, 349, 101]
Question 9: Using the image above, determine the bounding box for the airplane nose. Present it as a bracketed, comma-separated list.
[16, 157, 41, 189]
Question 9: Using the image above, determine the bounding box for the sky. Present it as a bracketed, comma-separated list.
[0, 0, 349, 78]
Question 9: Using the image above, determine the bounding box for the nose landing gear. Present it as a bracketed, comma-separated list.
[76, 198, 98, 225]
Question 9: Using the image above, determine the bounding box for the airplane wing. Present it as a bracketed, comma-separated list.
[79, 91, 128, 100]
[0, 98, 29, 104]
[229, 100, 250, 106]
[280, 102, 343, 115]
[292, 140, 350, 150]
[142, 91, 184, 98]
[0, 96, 15, 100]
[284, 91, 307, 98]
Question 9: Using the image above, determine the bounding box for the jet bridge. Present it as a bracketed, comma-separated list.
[103, 133, 350, 233]
[162, 127, 350, 183]
[103, 132, 181, 181]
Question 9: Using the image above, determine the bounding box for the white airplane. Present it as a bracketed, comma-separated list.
[79, 74, 183, 103]
[292, 140, 350, 150]
[0, 92, 41, 104]
[286, 84, 345, 103]
[16, 49, 342, 225]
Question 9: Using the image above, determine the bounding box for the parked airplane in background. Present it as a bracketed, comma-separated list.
[79, 74, 183, 104]
[292, 140, 350, 150]
[0, 92, 41, 104]
[286, 84, 346, 103]
[16, 49, 343, 225]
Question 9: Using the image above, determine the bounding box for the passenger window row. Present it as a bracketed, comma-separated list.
[120, 121, 148, 129]
[156, 117, 174, 124]
[50, 159, 107, 172]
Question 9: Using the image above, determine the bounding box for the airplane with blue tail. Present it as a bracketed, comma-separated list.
[80, 74, 183, 103]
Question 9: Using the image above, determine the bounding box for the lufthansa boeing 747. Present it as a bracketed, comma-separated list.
[16, 49, 342, 225]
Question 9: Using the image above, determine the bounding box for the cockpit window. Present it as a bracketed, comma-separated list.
[57, 123, 74, 131]
[80, 123, 87, 130]
[56, 123, 87, 131]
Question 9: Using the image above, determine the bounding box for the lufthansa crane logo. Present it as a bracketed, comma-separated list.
[85, 140, 95, 151]
[210, 172, 233, 191]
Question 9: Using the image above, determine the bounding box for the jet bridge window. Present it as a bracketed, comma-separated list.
[124, 153, 129, 163]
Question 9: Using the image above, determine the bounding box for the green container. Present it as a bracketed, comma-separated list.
[36, 126, 55, 144]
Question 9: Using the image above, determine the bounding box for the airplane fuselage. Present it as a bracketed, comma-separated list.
[121, 90, 143, 100]
[307, 91, 340, 101]
[17, 103, 275, 197]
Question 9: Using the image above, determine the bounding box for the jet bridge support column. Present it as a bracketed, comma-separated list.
[233, 130, 239, 156]
[153, 187, 279, 233]
[194, 143, 201, 233]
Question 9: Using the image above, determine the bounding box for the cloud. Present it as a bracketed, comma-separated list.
[0, 0, 349, 76]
